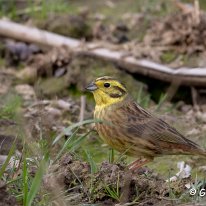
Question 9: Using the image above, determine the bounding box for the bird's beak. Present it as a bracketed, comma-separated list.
[85, 82, 98, 92]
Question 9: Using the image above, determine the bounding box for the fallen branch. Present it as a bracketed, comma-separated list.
[0, 19, 206, 86]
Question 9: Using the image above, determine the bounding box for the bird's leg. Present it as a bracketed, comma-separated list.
[128, 158, 142, 169]
[128, 158, 151, 170]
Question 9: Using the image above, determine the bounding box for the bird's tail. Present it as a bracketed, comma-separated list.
[185, 138, 206, 157]
[191, 148, 206, 158]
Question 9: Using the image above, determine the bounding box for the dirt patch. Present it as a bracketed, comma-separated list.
[38, 14, 92, 40]
[0, 70, 16, 95]
[0, 181, 18, 206]
[22, 98, 80, 143]
[46, 154, 194, 206]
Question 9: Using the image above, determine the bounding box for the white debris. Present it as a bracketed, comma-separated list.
[185, 182, 192, 189]
[166, 161, 191, 182]
[45, 106, 62, 116]
[15, 84, 36, 101]
[198, 165, 206, 172]
[186, 128, 200, 136]
[196, 111, 206, 123]
[0, 155, 20, 170]
[55, 99, 72, 111]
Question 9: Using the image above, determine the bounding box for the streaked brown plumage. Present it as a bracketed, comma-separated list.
[86, 76, 206, 169]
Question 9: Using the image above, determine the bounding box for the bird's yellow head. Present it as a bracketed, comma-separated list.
[86, 76, 128, 107]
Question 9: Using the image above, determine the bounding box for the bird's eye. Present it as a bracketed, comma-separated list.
[104, 83, 110, 88]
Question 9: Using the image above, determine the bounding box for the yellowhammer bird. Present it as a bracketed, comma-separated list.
[86, 76, 206, 170]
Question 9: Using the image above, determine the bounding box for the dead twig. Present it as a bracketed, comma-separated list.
[193, 0, 200, 25]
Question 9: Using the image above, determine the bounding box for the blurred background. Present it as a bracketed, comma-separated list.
[1, 0, 206, 205]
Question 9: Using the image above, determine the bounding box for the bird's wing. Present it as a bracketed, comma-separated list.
[115, 101, 199, 149]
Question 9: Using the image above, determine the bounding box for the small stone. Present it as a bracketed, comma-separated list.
[15, 84, 36, 101]
[201, 125, 206, 131]
[55, 100, 72, 111]
[198, 166, 206, 172]
[181, 105, 192, 113]
[201, 105, 206, 113]
[196, 111, 206, 123]
[45, 106, 62, 116]
[54, 67, 66, 77]
[186, 128, 200, 136]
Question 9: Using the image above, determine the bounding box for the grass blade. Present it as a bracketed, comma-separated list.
[54, 129, 92, 163]
[109, 148, 114, 163]
[52, 119, 99, 145]
[155, 93, 167, 111]
[27, 158, 47, 206]
[84, 150, 97, 174]
[54, 128, 79, 162]
[104, 184, 120, 201]
[136, 85, 143, 103]
[69, 130, 91, 152]
[23, 158, 28, 206]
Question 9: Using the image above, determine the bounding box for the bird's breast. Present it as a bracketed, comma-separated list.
[94, 106, 127, 153]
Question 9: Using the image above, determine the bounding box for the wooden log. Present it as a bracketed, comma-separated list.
[0, 19, 206, 86]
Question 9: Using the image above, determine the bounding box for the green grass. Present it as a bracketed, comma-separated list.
[155, 92, 168, 111]
[2, 115, 206, 205]
[161, 51, 177, 64]
[0, 93, 22, 119]
[1, 119, 100, 205]
[104, 173, 120, 201]
[84, 150, 98, 174]
[2, 0, 206, 23]
[0, 88, 201, 205]
[136, 85, 151, 108]
[26, 157, 48, 206]
[0, 0, 189, 24]
[32, 0, 78, 20]
[0, 0, 17, 19]
[0, 0, 78, 20]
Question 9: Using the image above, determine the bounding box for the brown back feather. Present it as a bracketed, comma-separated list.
[106, 96, 205, 156]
